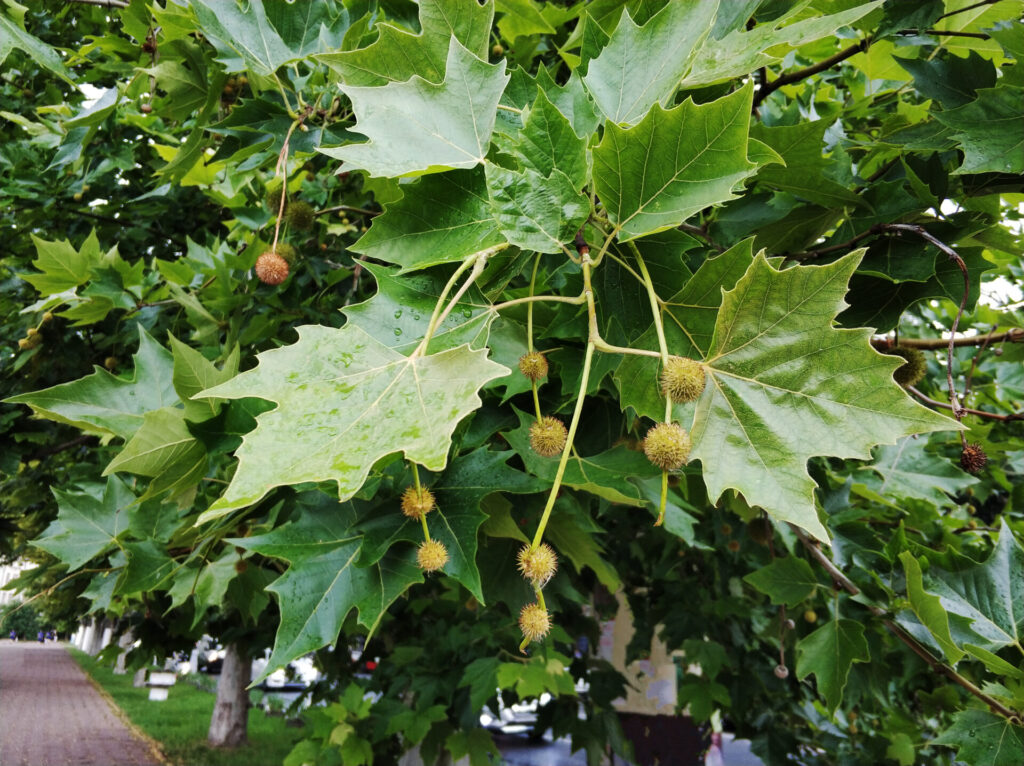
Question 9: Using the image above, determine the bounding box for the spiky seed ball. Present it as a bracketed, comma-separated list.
[517, 543, 558, 587]
[518, 602, 551, 643]
[266, 187, 286, 214]
[891, 346, 927, 386]
[417, 539, 448, 572]
[727, 539, 741, 552]
[275, 242, 299, 263]
[960, 443, 988, 474]
[285, 200, 316, 231]
[642, 422, 691, 470]
[518, 351, 548, 382]
[530, 416, 567, 458]
[255, 252, 289, 285]
[660, 356, 706, 402]
[401, 486, 435, 519]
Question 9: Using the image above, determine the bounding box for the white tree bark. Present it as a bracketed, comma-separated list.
[207, 642, 249, 748]
[83, 617, 105, 656]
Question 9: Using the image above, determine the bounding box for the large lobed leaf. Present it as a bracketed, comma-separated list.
[5, 327, 178, 440]
[593, 83, 760, 241]
[321, 39, 508, 177]
[690, 252, 958, 541]
[196, 325, 508, 522]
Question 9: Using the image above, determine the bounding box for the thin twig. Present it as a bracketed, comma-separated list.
[905, 386, 1024, 422]
[790, 526, 1020, 721]
[881, 224, 969, 430]
[902, 28, 991, 39]
[28, 435, 97, 461]
[962, 325, 999, 403]
[754, 40, 867, 108]
[872, 330, 1024, 350]
[315, 204, 378, 218]
[678, 222, 726, 252]
[66, 0, 129, 7]
[936, 0, 1000, 20]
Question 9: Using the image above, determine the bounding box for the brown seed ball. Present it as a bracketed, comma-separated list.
[234, 559, 248, 574]
[518, 602, 551, 643]
[140, 103, 153, 114]
[891, 346, 926, 386]
[285, 200, 316, 231]
[104, 356, 118, 370]
[727, 539, 741, 552]
[660, 356, 706, 402]
[960, 443, 987, 474]
[642, 422, 691, 470]
[401, 486, 435, 519]
[417, 539, 448, 572]
[517, 543, 558, 587]
[255, 252, 289, 285]
[774, 664, 789, 679]
[518, 351, 548, 382]
[530, 416, 567, 457]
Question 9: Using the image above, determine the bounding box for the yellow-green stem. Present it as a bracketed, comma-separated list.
[420, 512, 431, 543]
[656, 470, 668, 527]
[530, 341, 595, 550]
[411, 462, 422, 491]
[536, 588, 547, 611]
[531, 383, 542, 421]
[527, 253, 541, 353]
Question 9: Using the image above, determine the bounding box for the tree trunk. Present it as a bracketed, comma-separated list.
[83, 617, 105, 656]
[207, 642, 249, 748]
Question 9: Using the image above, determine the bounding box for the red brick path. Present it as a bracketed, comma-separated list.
[0, 640, 160, 766]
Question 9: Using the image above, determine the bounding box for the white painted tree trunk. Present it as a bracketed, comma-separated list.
[207, 642, 249, 748]
[83, 617, 105, 656]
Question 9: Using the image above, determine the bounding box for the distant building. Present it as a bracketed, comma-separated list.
[0, 561, 34, 607]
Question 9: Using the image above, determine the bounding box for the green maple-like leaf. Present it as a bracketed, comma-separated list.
[34, 478, 136, 570]
[680, 2, 883, 87]
[918, 520, 1024, 652]
[690, 252, 958, 541]
[352, 168, 504, 273]
[234, 497, 422, 680]
[900, 552, 965, 664]
[196, 325, 508, 523]
[5, 327, 178, 440]
[744, 556, 819, 608]
[102, 407, 207, 501]
[190, 0, 349, 75]
[934, 710, 1024, 766]
[582, 1, 718, 125]
[512, 87, 588, 188]
[357, 449, 546, 602]
[935, 84, 1024, 174]
[486, 166, 588, 253]
[593, 83, 759, 242]
[0, 4, 75, 85]
[21, 229, 111, 296]
[317, 0, 493, 86]
[321, 39, 508, 177]
[854, 436, 979, 507]
[750, 121, 862, 207]
[795, 618, 870, 714]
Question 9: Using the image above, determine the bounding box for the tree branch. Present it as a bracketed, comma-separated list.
[936, 0, 1001, 20]
[905, 386, 1024, 422]
[880, 224, 969, 426]
[754, 40, 867, 108]
[872, 329, 1024, 350]
[903, 28, 992, 39]
[66, 0, 129, 7]
[791, 526, 1020, 721]
[315, 204, 378, 218]
[27, 435, 98, 462]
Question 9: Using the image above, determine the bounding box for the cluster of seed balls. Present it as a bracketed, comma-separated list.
[254, 188, 316, 286]
[401, 485, 448, 571]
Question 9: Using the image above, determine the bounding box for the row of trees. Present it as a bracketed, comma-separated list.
[2, 1, 1023, 764]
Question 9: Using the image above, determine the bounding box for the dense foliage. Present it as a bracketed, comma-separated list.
[2, 1, 1023, 764]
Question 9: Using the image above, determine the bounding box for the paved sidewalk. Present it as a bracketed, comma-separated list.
[0, 640, 161, 766]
